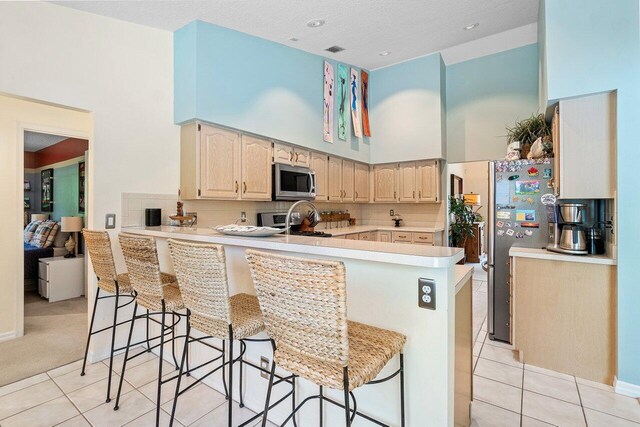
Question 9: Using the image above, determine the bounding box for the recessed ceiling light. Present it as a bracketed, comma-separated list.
[289, 37, 299, 42]
[463, 23, 479, 30]
[379, 51, 391, 56]
[307, 19, 325, 28]
[325, 45, 345, 53]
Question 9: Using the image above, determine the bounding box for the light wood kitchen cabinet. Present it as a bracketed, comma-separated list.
[417, 160, 440, 202]
[241, 135, 272, 200]
[555, 92, 616, 199]
[358, 232, 372, 241]
[311, 152, 329, 201]
[378, 231, 392, 242]
[342, 160, 355, 202]
[392, 231, 412, 243]
[354, 162, 370, 202]
[328, 156, 343, 202]
[512, 257, 616, 384]
[273, 142, 311, 167]
[199, 125, 241, 199]
[373, 164, 397, 202]
[398, 162, 417, 201]
[345, 233, 359, 240]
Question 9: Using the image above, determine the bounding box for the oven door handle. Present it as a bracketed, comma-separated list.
[308, 171, 316, 194]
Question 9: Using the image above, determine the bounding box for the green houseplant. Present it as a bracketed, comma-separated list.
[506, 114, 551, 158]
[449, 195, 475, 263]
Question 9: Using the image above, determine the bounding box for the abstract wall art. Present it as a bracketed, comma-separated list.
[323, 61, 334, 143]
[41, 168, 54, 212]
[337, 64, 348, 141]
[350, 67, 362, 138]
[361, 70, 371, 137]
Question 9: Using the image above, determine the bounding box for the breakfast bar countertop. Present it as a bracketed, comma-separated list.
[123, 225, 463, 268]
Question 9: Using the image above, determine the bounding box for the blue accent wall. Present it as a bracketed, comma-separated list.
[174, 21, 369, 162]
[369, 54, 446, 163]
[541, 0, 640, 386]
[446, 44, 540, 163]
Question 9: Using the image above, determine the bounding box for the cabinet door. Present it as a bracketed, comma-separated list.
[293, 149, 311, 167]
[200, 125, 240, 199]
[311, 152, 329, 201]
[417, 160, 440, 202]
[551, 105, 560, 197]
[358, 232, 371, 241]
[378, 231, 392, 243]
[241, 135, 272, 200]
[328, 156, 343, 201]
[273, 142, 293, 165]
[354, 163, 370, 202]
[345, 233, 359, 240]
[373, 164, 397, 202]
[398, 162, 417, 202]
[342, 160, 355, 202]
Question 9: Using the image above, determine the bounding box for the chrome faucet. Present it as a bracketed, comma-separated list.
[285, 200, 320, 235]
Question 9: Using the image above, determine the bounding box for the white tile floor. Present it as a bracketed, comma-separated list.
[0, 350, 276, 427]
[471, 318, 640, 426]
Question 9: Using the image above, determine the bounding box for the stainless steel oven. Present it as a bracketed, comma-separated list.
[273, 164, 316, 201]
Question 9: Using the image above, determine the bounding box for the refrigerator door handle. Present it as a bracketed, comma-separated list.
[487, 161, 496, 336]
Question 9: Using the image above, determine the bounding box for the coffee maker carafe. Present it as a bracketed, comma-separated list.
[547, 203, 588, 255]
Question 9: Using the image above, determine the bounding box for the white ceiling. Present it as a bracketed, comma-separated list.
[52, 0, 538, 69]
[24, 131, 67, 152]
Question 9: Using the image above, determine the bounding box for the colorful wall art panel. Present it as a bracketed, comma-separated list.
[337, 64, 348, 141]
[350, 68, 362, 137]
[361, 70, 371, 137]
[323, 61, 334, 143]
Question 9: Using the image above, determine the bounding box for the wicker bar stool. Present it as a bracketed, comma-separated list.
[167, 239, 297, 427]
[81, 229, 139, 403]
[114, 234, 186, 426]
[246, 249, 407, 427]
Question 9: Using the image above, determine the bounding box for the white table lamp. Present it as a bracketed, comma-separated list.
[61, 216, 83, 258]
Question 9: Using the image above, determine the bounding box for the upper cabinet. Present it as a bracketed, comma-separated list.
[354, 163, 370, 202]
[273, 142, 311, 167]
[554, 92, 616, 199]
[241, 135, 272, 200]
[327, 156, 343, 202]
[311, 152, 329, 202]
[181, 123, 271, 200]
[342, 160, 355, 202]
[374, 161, 440, 203]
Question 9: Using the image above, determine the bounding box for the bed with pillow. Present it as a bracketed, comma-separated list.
[23, 220, 68, 284]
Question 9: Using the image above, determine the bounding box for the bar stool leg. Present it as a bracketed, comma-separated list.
[261, 344, 277, 427]
[227, 326, 234, 427]
[105, 286, 119, 402]
[400, 353, 405, 427]
[81, 287, 100, 376]
[146, 309, 151, 352]
[342, 367, 351, 427]
[171, 312, 179, 369]
[114, 302, 138, 410]
[156, 303, 167, 425]
[319, 385, 323, 427]
[170, 309, 190, 427]
[238, 341, 244, 408]
[222, 340, 228, 398]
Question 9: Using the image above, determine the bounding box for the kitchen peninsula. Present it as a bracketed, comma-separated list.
[124, 225, 470, 426]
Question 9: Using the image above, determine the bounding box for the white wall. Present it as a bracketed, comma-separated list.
[0, 2, 179, 348]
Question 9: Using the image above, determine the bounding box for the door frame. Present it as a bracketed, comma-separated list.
[15, 121, 91, 338]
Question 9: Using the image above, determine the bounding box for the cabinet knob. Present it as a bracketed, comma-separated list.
[413, 190, 415, 198]
[243, 182, 247, 193]
[419, 190, 422, 199]
[355, 191, 358, 199]
[235, 181, 239, 193]
[290, 151, 294, 162]
[295, 152, 299, 162]
[394, 191, 397, 199]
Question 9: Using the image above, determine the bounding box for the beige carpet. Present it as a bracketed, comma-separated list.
[0, 291, 87, 387]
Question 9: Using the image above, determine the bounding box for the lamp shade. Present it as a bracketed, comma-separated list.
[463, 194, 481, 206]
[31, 213, 49, 222]
[61, 216, 83, 232]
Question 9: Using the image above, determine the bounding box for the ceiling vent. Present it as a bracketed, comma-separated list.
[325, 45, 345, 53]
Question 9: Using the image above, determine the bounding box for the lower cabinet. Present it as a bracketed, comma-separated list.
[339, 230, 442, 246]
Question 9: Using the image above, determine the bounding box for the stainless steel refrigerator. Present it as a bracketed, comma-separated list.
[487, 159, 555, 343]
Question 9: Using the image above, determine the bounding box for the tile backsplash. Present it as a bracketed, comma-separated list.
[121, 193, 178, 227]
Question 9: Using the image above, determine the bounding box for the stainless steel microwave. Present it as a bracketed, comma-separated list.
[273, 164, 316, 201]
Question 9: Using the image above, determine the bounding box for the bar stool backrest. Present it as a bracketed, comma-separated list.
[118, 234, 164, 300]
[83, 229, 117, 282]
[167, 239, 232, 330]
[246, 249, 349, 367]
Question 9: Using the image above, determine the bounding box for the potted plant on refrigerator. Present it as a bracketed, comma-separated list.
[506, 114, 551, 159]
[449, 195, 475, 264]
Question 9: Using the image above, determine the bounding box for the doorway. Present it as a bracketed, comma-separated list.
[0, 94, 92, 387]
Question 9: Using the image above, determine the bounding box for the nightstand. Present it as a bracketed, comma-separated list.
[38, 255, 85, 302]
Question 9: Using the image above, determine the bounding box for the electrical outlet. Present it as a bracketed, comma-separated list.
[260, 356, 270, 379]
[418, 278, 436, 310]
[240, 212, 247, 223]
[105, 214, 116, 229]
[390, 209, 395, 216]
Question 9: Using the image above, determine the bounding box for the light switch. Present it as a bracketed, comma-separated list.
[418, 278, 436, 310]
[105, 213, 116, 229]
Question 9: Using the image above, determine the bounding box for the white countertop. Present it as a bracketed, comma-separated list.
[509, 246, 617, 265]
[123, 226, 463, 268]
[321, 224, 446, 236]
